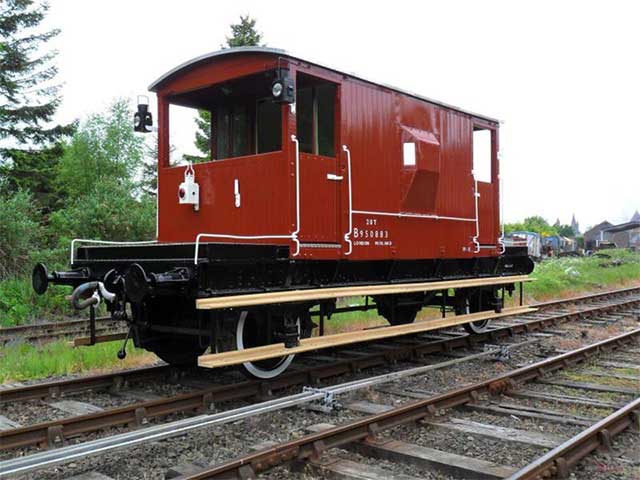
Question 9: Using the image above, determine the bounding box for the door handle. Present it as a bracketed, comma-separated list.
[327, 173, 344, 181]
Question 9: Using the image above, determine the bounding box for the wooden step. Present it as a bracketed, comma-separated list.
[198, 306, 536, 369]
[196, 275, 532, 310]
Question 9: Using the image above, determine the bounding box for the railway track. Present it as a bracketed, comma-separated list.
[0, 316, 124, 345]
[179, 328, 640, 480]
[0, 287, 638, 478]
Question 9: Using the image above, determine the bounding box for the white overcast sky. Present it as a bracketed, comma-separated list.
[44, 0, 639, 231]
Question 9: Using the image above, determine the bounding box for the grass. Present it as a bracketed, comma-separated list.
[0, 276, 74, 327]
[0, 340, 155, 384]
[524, 248, 640, 302]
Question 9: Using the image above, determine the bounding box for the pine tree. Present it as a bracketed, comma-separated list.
[0, 0, 74, 210]
[224, 15, 263, 48]
[187, 15, 263, 162]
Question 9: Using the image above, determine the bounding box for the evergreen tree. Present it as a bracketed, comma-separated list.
[224, 15, 263, 48]
[188, 15, 263, 162]
[0, 0, 74, 211]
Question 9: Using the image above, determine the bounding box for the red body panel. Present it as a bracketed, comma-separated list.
[153, 51, 501, 261]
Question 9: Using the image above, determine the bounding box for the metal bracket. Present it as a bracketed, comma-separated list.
[303, 386, 340, 413]
[484, 344, 511, 362]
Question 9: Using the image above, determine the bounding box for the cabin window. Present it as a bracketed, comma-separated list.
[472, 128, 492, 183]
[296, 74, 336, 157]
[165, 70, 283, 164]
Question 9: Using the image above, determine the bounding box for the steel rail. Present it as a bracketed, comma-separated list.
[532, 285, 640, 308]
[1, 331, 636, 478]
[0, 365, 172, 404]
[0, 317, 118, 344]
[507, 396, 640, 479]
[176, 328, 640, 480]
[1, 294, 639, 451]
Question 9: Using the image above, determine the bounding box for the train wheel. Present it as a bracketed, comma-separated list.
[235, 310, 311, 379]
[455, 289, 492, 334]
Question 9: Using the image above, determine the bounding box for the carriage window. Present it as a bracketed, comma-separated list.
[472, 128, 492, 183]
[296, 75, 336, 157]
[256, 99, 281, 153]
[167, 70, 283, 163]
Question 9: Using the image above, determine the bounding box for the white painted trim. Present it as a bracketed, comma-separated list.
[342, 145, 353, 255]
[472, 172, 481, 253]
[352, 210, 476, 222]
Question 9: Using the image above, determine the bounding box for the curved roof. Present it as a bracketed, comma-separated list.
[149, 46, 499, 123]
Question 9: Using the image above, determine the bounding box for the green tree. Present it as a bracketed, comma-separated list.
[188, 15, 263, 162]
[224, 14, 263, 48]
[557, 224, 575, 237]
[0, 0, 74, 211]
[56, 99, 144, 198]
[51, 99, 156, 243]
[0, 190, 40, 279]
[505, 216, 558, 237]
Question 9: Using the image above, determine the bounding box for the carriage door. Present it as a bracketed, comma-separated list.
[472, 125, 498, 246]
[296, 74, 340, 246]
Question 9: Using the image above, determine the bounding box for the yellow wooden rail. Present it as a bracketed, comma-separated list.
[196, 275, 531, 310]
[198, 305, 536, 369]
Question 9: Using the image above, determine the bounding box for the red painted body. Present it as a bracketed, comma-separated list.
[152, 49, 501, 261]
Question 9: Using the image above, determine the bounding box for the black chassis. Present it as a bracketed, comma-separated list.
[37, 242, 533, 353]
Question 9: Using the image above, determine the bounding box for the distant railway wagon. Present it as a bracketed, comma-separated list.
[543, 235, 578, 257]
[33, 47, 533, 378]
[503, 231, 542, 260]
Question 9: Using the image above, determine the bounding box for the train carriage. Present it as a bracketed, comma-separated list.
[33, 47, 533, 378]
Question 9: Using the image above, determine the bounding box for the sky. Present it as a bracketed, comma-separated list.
[43, 0, 639, 231]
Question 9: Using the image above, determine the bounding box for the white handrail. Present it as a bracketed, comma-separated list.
[342, 144, 353, 256]
[471, 171, 481, 253]
[70, 239, 157, 265]
[290, 135, 301, 257]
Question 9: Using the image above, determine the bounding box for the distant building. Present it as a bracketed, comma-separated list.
[583, 221, 613, 250]
[571, 214, 580, 236]
[631, 210, 640, 222]
[602, 220, 640, 249]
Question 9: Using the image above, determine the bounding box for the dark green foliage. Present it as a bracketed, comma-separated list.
[0, 0, 74, 211]
[56, 99, 144, 198]
[0, 189, 40, 279]
[51, 98, 155, 243]
[557, 224, 575, 237]
[224, 15, 263, 48]
[49, 178, 156, 244]
[189, 16, 263, 162]
[506, 216, 579, 238]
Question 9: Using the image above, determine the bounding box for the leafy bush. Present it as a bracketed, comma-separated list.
[56, 98, 145, 198]
[49, 178, 156, 245]
[0, 190, 41, 279]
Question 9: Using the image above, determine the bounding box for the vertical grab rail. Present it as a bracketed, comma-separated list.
[342, 144, 353, 256]
[472, 170, 481, 254]
[290, 135, 301, 257]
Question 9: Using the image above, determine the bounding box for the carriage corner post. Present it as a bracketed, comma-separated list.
[32, 46, 533, 379]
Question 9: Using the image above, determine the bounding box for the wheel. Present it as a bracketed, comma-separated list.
[455, 289, 493, 334]
[375, 294, 421, 326]
[235, 310, 312, 379]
